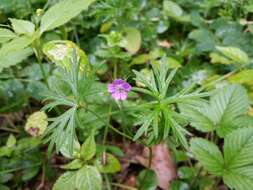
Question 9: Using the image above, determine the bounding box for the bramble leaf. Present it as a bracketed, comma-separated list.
[190, 138, 224, 176]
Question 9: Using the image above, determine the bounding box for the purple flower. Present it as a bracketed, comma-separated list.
[108, 79, 132, 100]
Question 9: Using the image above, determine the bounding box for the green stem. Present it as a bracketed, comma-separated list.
[33, 41, 49, 87]
[102, 105, 112, 148]
[111, 183, 137, 190]
[113, 59, 117, 79]
[82, 101, 157, 125]
[189, 167, 203, 189]
[86, 108, 133, 141]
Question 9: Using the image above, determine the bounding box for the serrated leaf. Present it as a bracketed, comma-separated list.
[0, 28, 16, 43]
[124, 27, 141, 54]
[181, 85, 249, 137]
[180, 100, 214, 132]
[211, 84, 249, 137]
[223, 169, 253, 190]
[80, 134, 96, 161]
[223, 128, 253, 190]
[9, 18, 35, 35]
[53, 171, 77, 190]
[95, 153, 121, 173]
[190, 138, 224, 176]
[216, 46, 249, 64]
[40, 0, 96, 33]
[75, 166, 102, 190]
[224, 128, 253, 169]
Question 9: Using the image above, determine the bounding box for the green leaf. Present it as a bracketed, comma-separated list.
[211, 84, 249, 137]
[9, 18, 35, 35]
[180, 100, 214, 132]
[124, 27, 141, 54]
[61, 159, 84, 170]
[178, 166, 195, 179]
[59, 133, 81, 159]
[75, 166, 102, 190]
[188, 29, 215, 52]
[216, 46, 249, 64]
[40, 0, 96, 33]
[80, 134, 96, 161]
[0, 47, 33, 72]
[137, 169, 158, 190]
[95, 153, 121, 173]
[0, 35, 33, 54]
[6, 134, 16, 147]
[228, 69, 253, 84]
[53, 171, 77, 190]
[0, 146, 13, 157]
[0, 185, 10, 190]
[223, 170, 253, 190]
[224, 128, 253, 169]
[181, 85, 249, 136]
[209, 52, 232, 65]
[163, 0, 183, 18]
[0, 28, 16, 43]
[190, 138, 224, 176]
[223, 128, 253, 190]
[42, 40, 88, 68]
[0, 36, 34, 72]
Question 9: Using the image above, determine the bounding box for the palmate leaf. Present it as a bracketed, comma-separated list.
[45, 107, 77, 156]
[133, 60, 208, 146]
[40, 0, 96, 33]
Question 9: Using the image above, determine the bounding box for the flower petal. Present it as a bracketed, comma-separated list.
[122, 82, 132, 92]
[108, 83, 116, 93]
[111, 91, 121, 100]
[113, 79, 125, 85]
[119, 92, 128, 100]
